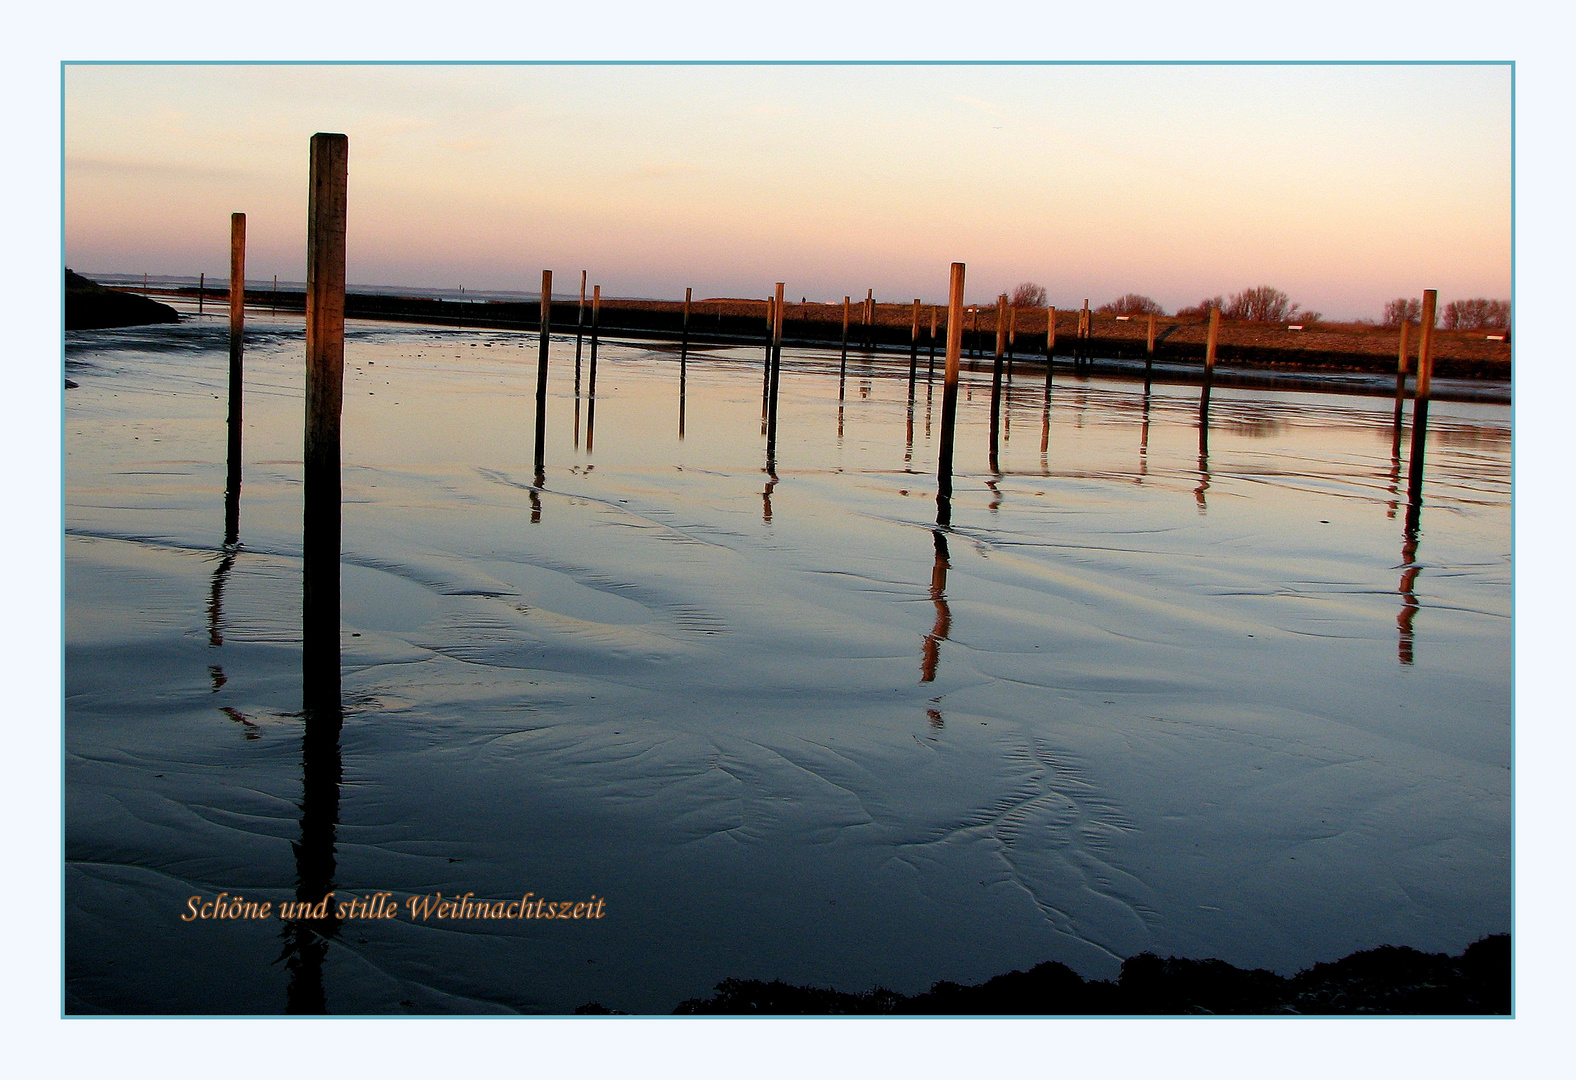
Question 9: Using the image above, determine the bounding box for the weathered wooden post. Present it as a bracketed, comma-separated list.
[303, 133, 348, 711]
[928, 306, 939, 382]
[271, 274, 278, 316]
[1406, 290, 1437, 525]
[226, 212, 246, 545]
[1202, 305, 1220, 408]
[969, 305, 979, 358]
[908, 298, 921, 398]
[762, 295, 775, 419]
[1145, 311, 1157, 383]
[989, 293, 1007, 471]
[679, 286, 691, 438]
[586, 284, 601, 452]
[936, 263, 966, 526]
[680, 286, 692, 365]
[1007, 303, 1017, 369]
[767, 282, 786, 452]
[534, 269, 551, 474]
[1044, 306, 1057, 392]
[1392, 318, 1412, 455]
[198, 272, 205, 316]
[864, 288, 875, 351]
[839, 295, 850, 401]
[575, 270, 587, 391]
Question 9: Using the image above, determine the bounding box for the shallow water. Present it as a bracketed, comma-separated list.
[64, 311, 1510, 1014]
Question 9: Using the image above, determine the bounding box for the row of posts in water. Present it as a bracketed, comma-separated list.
[216, 133, 1444, 1009]
[234, 134, 1441, 549]
[233, 135, 1444, 697]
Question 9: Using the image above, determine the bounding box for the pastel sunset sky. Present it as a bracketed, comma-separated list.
[65, 63, 1510, 320]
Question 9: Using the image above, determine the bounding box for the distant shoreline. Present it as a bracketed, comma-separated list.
[115, 282, 1511, 402]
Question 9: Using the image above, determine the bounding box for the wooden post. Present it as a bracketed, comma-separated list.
[908, 298, 921, 397]
[575, 270, 586, 391]
[864, 288, 874, 351]
[839, 295, 850, 401]
[679, 287, 691, 438]
[1406, 290, 1437, 522]
[1202, 306, 1220, 408]
[767, 281, 785, 452]
[225, 214, 246, 546]
[227, 213, 246, 543]
[1044, 306, 1057, 390]
[1391, 318, 1412, 458]
[969, 306, 979, 358]
[762, 295, 775, 418]
[198, 272, 205, 316]
[936, 263, 966, 525]
[990, 293, 1007, 470]
[303, 133, 348, 709]
[928, 306, 938, 381]
[1007, 304, 1017, 361]
[535, 269, 551, 473]
[271, 274, 278, 316]
[1146, 312, 1157, 355]
[586, 284, 601, 451]
[680, 286, 692, 363]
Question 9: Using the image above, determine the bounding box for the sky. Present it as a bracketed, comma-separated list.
[63, 63, 1511, 321]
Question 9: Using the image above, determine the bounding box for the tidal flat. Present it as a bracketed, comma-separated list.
[63, 311, 1510, 1014]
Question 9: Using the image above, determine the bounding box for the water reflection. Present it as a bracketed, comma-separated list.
[762, 462, 778, 524]
[1137, 387, 1151, 485]
[291, 469, 343, 1012]
[921, 529, 952, 683]
[1194, 398, 1211, 514]
[1398, 520, 1421, 666]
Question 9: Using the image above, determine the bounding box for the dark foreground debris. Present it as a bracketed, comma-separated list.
[670, 934, 1509, 1015]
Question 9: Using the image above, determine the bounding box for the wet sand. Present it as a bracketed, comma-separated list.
[64, 308, 1510, 1014]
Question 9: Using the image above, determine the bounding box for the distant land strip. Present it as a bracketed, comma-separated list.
[639, 933, 1510, 1017]
[122, 281, 1511, 388]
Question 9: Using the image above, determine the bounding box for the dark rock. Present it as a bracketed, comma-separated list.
[65, 269, 179, 331]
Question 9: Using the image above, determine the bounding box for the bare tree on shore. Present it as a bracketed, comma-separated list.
[1010, 282, 1048, 307]
[1096, 293, 1165, 316]
[1442, 298, 1511, 330]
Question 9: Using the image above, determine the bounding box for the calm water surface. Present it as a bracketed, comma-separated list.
[64, 313, 1511, 1014]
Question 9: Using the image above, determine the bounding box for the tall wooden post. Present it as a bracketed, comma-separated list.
[936, 263, 966, 525]
[1406, 290, 1437, 522]
[535, 269, 551, 475]
[226, 213, 246, 545]
[1044, 306, 1058, 391]
[586, 285, 601, 452]
[767, 282, 786, 452]
[762, 295, 775, 418]
[839, 295, 850, 401]
[575, 270, 586, 391]
[271, 274, 278, 316]
[198, 272, 205, 316]
[680, 286, 692, 363]
[679, 287, 691, 438]
[908, 298, 921, 397]
[1203, 306, 1220, 393]
[969, 306, 979, 358]
[928, 306, 939, 381]
[864, 288, 874, 351]
[990, 293, 1007, 470]
[303, 133, 348, 711]
[1393, 318, 1412, 443]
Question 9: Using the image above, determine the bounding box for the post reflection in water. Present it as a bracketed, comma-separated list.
[1137, 387, 1151, 484]
[920, 528, 952, 683]
[1398, 428, 1429, 665]
[1194, 398, 1210, 514]
[291, 489, 343, 1013]
[762, 460, 778, 524]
